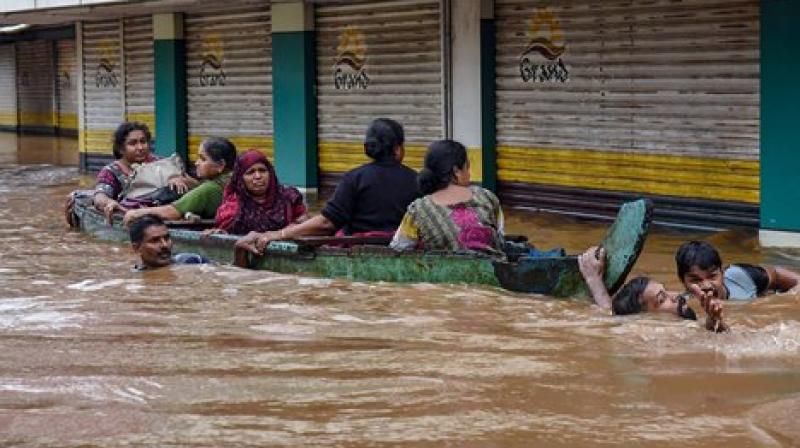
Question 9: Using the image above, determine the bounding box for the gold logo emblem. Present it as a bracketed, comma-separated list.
[519, 8, 569, 83]
[336, 26, 367, 71]
[523, 8, 565, 60]
[334, 26, 369, 90]
[95, 40, 119, 88]
[200, 33, 226, 87]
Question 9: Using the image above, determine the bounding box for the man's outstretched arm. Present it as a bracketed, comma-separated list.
[578, 246, 612, 311]
[688, 283, 729, 333]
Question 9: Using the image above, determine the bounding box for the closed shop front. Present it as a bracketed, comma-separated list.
[56, 39, 78, 135]
[123, 16, 155, 137]
[316, 0, 444, 182]
[185, 2, 272, 161]
[17, 40, 55, 133]
[0, 44, 16, 130]
[82, 19, 124, 162]
[495, 0, 760, 227]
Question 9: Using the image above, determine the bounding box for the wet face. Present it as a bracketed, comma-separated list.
[133, 224, 173, 269]
[195, 145, 224, 180]
[641, 281, 697, 320]
[452, 159, 471, 186]
[681, 265, 726, 301]
[243, 162, 270, 198]
[121, 130, 151, 164]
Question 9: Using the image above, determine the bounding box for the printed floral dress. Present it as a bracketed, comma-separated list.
[94, 155, 157, 200]
[390, 185, 504, 253]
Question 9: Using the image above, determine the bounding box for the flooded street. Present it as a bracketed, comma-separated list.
[1, 138, 800, 446]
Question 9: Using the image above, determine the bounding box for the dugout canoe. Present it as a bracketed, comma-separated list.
[68, 193, 652, 298]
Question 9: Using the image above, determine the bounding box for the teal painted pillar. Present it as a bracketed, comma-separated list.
[480, 1, 497, 192]
[760, 0, 800, 246]
[153, 13, 187, 161]
[272, 2, 317, 189]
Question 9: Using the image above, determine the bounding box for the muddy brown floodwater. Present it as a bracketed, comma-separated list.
[1, 136, 799, 447]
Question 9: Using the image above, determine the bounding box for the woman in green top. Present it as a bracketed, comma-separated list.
[122, 137, 237, 226]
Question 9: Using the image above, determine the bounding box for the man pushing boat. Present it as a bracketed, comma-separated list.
[579, 240, 800, 332]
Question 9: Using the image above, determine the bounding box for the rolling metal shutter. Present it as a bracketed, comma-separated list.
[123, 16, 155, 136]
[82, 19, 124, 156]
[16, 40, 55, 133]
[316, 0, 444, 178]
[56, 39, 78, 135]
[495, 0, 760, 227]
[185, 3, 272, 160]
[0, 44, 16, 130]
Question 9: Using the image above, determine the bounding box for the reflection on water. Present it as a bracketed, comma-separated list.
[1, 154, 800, 445]
[0, 132, 78, 166]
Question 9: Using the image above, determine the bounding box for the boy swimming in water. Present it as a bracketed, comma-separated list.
[675, 240, 800, 302]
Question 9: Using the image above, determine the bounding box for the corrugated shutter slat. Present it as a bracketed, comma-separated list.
[495, 0, 759, 159]
[124, 16, 155, 134]
[185, 3, 272, 160]
[56, 39, 78, 132]
[495, 0, 760, 208]
[0, 44, 16, 128]
[17, 40, 55, 131]
[316, 0, 443, 175]
[83, 20, 123, 154]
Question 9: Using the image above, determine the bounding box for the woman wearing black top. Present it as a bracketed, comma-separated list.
[236, 118, 419, 254]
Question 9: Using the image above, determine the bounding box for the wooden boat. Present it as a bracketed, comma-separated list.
[68, 193, 652, 298]
[68, 191, 241, 263]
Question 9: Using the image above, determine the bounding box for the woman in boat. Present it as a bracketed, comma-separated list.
[93, 121, 194, 222]
[122, 137, 238, 226]
[235, 117, 419, 254]
[390, 139, 504, 254]
[211, 149, 307, 235]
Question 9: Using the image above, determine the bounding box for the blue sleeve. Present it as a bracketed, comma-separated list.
[732, 263, 770, 295]
[172, 253, 210, 265]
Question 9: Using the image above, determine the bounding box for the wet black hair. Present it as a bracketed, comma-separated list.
[129, 214, 166, 246]
[611, 276, 650, 315]
[675, 241, 722, 281]
[112, 121, 152, 159]
[364, 118, 404, 162]
[418, 139, 468, 196]
[201, 136, 237, 172]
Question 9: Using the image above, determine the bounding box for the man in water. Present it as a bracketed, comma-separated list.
[129, 214, 208, 270]
[579, 241, 800, 332]
[579, 246, 723, 331]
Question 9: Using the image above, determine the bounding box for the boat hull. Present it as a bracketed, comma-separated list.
[69, 195, 652, 298]
[244, 245, 501, 287]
